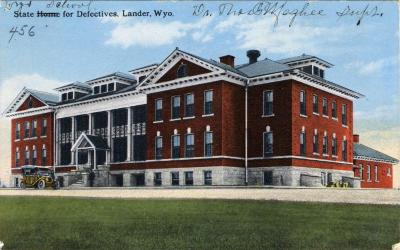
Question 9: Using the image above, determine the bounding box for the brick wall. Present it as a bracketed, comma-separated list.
[11, 112, 54, 169]
[354, 159, 393, 188]
[16, 95, 46, 111]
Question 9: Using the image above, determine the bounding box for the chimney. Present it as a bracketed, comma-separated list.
[353, 134, 360, 143]
[219, 55, 235, 67]
[247, 50, 260, 64]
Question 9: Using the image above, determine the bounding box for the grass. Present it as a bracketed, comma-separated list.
[0, 197, 399, 250]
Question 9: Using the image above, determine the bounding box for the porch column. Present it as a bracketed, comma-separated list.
[55, 119, 61, 166]
[127, 107, 132, 161]
[94, 150, 97, 170]
[75, 148, 79, 170]
[71, 116, 76, 164]
[88, 113, 93, 135]
[107, 110, 112, 163]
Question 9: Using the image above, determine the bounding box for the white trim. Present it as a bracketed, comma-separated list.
[111, 155, 244, 164]
[153, 120, 163, 124]
[5, 107, 54, 118]
[183, 116, 195, 120]
[248, 155, 354, 165]
[353, 155, 398, 164]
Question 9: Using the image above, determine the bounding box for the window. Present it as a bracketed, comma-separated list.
[32, 146, 37, 165]
[67, 92, 73, 100]
[41, 119, 47, 136]
[387, 168, 391, 176]
[108, 83, 114, 92]
[100, 85, 107, 93]
[155, 99, 163, 121]
[93, 86, 100, 94]
[322, 135, 328, 155]
[321, 172, 327, 186]
[313, 66, 320, 76]
[171, 172, 179, 186]
[154, 172, 162, 186]
[28, 97, 33, 108]
[204, 171, 212, 185]
[332, 101, 337, 118]
[155, 136, 163, 159]
[24, 121, 30, 138]
[32, 120, 37, 137]
[313, 132, 319, 154]
[342, 104, 347, 126]
[374, 166, 378, 182]
[41, 146, 47, 166]
[359, 164, 363, 180]
[15, 148, 20, 167]
[342, 139, 347, 161]
[24, 147, 30, 165]
[204, 131, 213, 157]
[177, 64, 188, 78]
[300, 91, 306, 115]
[264, 171, 273, 185]
[332, 137, 337, 156]
[312, 95, 318, 114]
[263, 90, 273, 116]
[61, 93, 67, 101]
[185, 134, 194, 158]
[172, 135, 180, 158]
[15, 123, 20, 140]
[367, 165, 371, 181]
[322, 98, 328, 116]
[184, 93, 194, 117]
[263, 132, 273, 156]
[185, 171, 193, 185]
[319, 69, 325, 78]
[204, 90, 213, 115]
[171, 96, 180, 119]
[300, 130, 306, 156]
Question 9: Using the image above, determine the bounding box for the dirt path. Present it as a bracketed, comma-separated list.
[1, 187, 399, 205]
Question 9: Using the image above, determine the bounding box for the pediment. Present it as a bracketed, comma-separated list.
[138, 49, 226, 88]
[16, 95, 46, 111]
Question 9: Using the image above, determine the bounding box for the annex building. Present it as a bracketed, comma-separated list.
[3, 48, 398, 188]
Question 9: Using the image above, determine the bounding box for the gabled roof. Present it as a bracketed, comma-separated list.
[71, 133, 109, 151]
[354, 143, 398, 164]
[236, 59, 292, 77]
[277, 54, 334, 67]
[86, 72, 136, 84]
[3, 87, 58, 115]
[54, 81, 91, 92]
[129, 63, 159, 74]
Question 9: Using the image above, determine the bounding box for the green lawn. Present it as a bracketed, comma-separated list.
[0, 197, 399, 250]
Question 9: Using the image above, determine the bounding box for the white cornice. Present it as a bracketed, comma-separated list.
[353, 156, 398, 164]
[5, 107, 54, 118]
[248, 155, 354, 165]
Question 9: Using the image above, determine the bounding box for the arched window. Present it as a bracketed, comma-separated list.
[263, 126, 273, 156]
[42, 144, 47, 166]
[24, 146, 30, 165]
[177, 64, 188, 78]
[28, 97, 33, 108]
[15, 147, 20, 167]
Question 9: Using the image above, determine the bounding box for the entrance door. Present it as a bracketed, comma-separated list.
[263, 171, 273, 185]
[15, 177, 19, 187]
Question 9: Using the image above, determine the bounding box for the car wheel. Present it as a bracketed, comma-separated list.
[20, 182, 25, 189]
[37, 180, 46, 190]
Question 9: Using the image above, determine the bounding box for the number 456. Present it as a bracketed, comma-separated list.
[9, 25, 35, 43]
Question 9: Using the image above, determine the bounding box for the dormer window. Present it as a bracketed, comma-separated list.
[177, 64, 188, 78]
[101, 85, 107, 93]
[61, 91, 75, 101]
[68, 92, 73, 100]
[93, 86, 100, 94]
[61, 93, 67, 101]
[108, 83, 114, 92]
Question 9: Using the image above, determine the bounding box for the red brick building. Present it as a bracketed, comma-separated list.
[3, 48, 398, 188]
[353, 135, 398, 188]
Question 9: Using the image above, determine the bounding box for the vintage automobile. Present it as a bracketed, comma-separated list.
[20, 166, 59, 189]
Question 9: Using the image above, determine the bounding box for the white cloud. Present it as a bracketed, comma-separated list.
[0, 74, 60, 113]
[213, 16, 350, 56]
[104, 17, 213, 48]
[344, 57, 397, 76]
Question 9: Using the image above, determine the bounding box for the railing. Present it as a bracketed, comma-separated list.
[112, 125, 127, 138]
[132, 122, 146, 136]
[92, 128, 108, 139]
[60, 132, 72, 143]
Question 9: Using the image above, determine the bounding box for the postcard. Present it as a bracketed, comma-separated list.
[0, 1, 398, 249]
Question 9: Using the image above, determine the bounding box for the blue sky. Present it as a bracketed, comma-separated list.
[0, 1, 399, 162]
